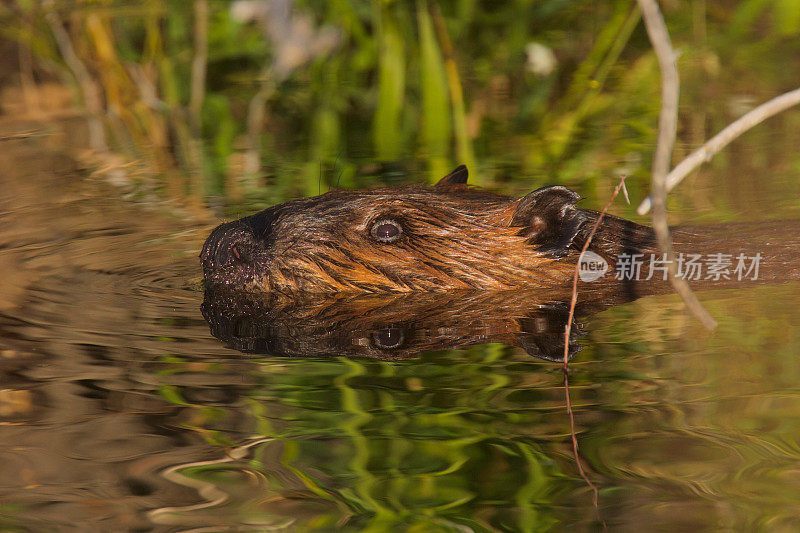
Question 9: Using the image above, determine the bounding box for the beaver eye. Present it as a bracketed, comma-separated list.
[370, 219, 403, 243]
[372, 327, 405, 349]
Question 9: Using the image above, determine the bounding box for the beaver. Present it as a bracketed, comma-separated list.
[201, 165, 657, 293]
[201, 287, 587, 361]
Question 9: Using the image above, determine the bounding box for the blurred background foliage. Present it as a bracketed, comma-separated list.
[2, 0, 800, 217]
[2, 2, 800, 529]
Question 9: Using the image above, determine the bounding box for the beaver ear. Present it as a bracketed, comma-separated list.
[435, 165, 469, 188]
[511, 185, 587, 257]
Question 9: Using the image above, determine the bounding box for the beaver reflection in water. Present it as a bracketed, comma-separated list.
[201, 165, 655, 293]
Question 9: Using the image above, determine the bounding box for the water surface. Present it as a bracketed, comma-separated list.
[2, 113, 800, 532]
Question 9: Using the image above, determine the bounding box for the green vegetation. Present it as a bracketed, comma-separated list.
[3, 0, 799, 219]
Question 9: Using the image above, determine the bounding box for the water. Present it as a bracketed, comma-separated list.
[3, 115, 800, 532]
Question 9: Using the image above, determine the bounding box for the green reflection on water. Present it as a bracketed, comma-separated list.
[151, 284, 800, 530]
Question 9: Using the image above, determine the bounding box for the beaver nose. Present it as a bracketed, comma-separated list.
[215, 237, 251, 266]
[201, 222, 254, 268]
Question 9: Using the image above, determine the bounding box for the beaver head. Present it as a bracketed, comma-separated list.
[200, 165, 616, 293]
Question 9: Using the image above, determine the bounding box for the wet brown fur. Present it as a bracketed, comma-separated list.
[201, 169, 657, 294]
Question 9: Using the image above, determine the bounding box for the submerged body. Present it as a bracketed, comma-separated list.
[201, 166, 655, 293]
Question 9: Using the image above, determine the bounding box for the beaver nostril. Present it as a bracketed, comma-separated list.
[230, 241, 252, 263]
[212, 239, 251, 267]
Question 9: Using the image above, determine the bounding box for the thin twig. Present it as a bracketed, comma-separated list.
[244, 68, 276, 178]
[189, 0, 209, 133]
[18, 23, 42, 117]
[637, 0, 716, 330]
[429, 1, 477, 182]
[637, 87, 800, 214]
[0, 130, 46, 142]
[563, 174, 628, 522]
[43, 2, 107, 152]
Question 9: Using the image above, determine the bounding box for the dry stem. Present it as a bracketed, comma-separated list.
[562, 174, 628, 521]
[189, 0, 209, 133]
[637, 0, 716, 330]
[43, 3, 107, 152]
[637, 87, 800, 214]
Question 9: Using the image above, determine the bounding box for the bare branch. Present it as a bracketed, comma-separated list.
[564, 175, 630, 371]
[637, 0, 717, 330]
[563, 174, 628, 520]
[190, 0, 209, 133]
[638, 87, 800, 214]
[244, 69, 276, 178]
[18, 23, 42, 117]
[43, 4, 107, 152]
[0, 130, 45, 142]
